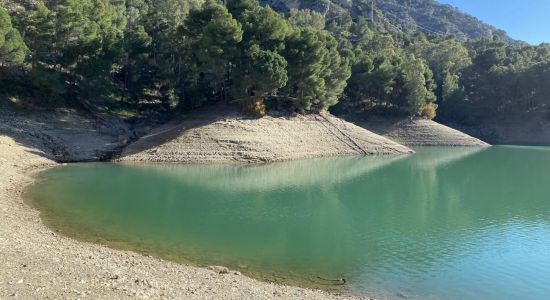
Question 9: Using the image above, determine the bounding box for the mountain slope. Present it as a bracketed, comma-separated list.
[260, 0, 512, 42]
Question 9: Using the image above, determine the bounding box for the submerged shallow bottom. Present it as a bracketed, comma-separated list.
[27, 146, 550, 299]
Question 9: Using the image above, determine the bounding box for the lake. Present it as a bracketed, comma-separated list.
[26, 146, 550, 299]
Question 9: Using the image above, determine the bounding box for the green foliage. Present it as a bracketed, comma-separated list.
[342, 52, 399, 113]
[182, 0, 243, 103]
[341, 34, 437, 117]
[288, 8, 325, 31]
[1, 0, 547, 129]
[408, 37, 471, 103]
[26, 65, 67, 106]
[445, 41, 550, 124]
[225, 0, 291, 111]
[0, 6, 28, 104]
[10, 0, 126, 105]
[226, 0, 258, 20]
[240, 44, 288, 96]
[282, 28, 351, 111]
[401, 54, 436, 117]
[240, 5, 291, 51]
[0, 7, 27, 66]
[18, 3, 54, 65]
[261, 0, 511, 42]
[179, 0, 348, 112]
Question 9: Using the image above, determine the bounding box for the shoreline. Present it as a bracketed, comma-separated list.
[117, 108, 414, 164]
[0, 106, 489, 299]
[0, 139, 367, 299]
[24, 164, 353, 296]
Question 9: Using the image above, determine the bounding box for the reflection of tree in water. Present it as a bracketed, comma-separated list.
[128, 155, 405, 192]
[30, 147, 550, 297]
[338, 146, 550, 278]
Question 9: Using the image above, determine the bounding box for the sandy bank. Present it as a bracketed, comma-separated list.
[119, 107, 413, 163]
[0, 108, 367, 299]
[355, 117, 490, 147]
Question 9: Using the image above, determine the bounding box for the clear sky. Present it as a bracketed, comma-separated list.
[437, 0, 550, 44]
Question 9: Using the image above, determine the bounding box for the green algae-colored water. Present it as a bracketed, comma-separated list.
[26, 146, 550, 299]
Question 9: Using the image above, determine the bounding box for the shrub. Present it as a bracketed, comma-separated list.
[422, 103, 438, 120]
[243, 96, 266, 118]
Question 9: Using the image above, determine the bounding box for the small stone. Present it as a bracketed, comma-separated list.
[207, 266, 229, 274]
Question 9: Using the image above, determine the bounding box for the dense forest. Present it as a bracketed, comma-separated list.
[1, 0, 550, 127]
[261, 0, 511, 42]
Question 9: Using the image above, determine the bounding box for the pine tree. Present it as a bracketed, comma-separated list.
[0, 7, 27, 67]
[182, 0, 243, 103]
[401, 54, 436, 117]
[282, 28, 350, 111]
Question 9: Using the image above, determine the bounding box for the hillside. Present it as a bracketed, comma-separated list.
[3, 0, 542, 149]
[260, 0, 512, 42]
[355, 117, 490, 147]
[5, 0, 512, 42]
[119, 106, 414, 164]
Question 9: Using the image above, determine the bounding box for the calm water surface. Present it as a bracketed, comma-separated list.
[27, 146, 550, 299]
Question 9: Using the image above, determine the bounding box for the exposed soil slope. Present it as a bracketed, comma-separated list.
[119, 107, 414, 163]
[356, 117, 490, 147]
[0, 107, 131, 161]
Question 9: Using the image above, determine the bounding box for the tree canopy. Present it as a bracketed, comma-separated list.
[0, 7, 27, 67]
[1, 0, 548, 126]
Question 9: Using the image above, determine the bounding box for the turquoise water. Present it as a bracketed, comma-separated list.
[26, 147, 550, 299]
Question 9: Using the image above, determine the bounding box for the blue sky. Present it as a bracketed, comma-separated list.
[437, 0, 550, 44]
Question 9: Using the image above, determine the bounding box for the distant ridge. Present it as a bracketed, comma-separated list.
[4, 0, 516, 42]
[260, 0, 514, 42]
